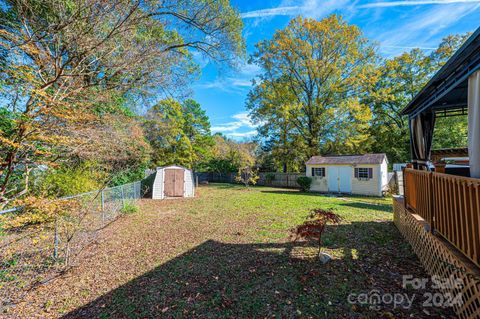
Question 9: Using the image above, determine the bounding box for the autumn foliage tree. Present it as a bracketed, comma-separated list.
[198, 134, 257, 173]
[247, 15, 378, 168]
[234, 142, 259, 187]
[0, 0, 244, 207]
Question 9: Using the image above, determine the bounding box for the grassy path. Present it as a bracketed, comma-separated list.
[12, 184, 454, 318]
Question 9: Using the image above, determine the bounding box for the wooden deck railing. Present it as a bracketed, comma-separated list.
[404, 168, 480, 267]
[404, 169, 433, 226]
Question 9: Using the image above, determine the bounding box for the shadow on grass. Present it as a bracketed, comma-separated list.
[61, 222, 454, 319]
[338, 202, 392, 213]
[260, 190, 321, 196]
[259, 190, 391, 204]
[204, 183, 238, 189]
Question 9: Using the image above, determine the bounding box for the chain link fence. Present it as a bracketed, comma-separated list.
[0, 181, 142, 313]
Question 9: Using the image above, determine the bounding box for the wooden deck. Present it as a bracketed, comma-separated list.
[404, 168, 480, 268]
[393, 197, 480, 318]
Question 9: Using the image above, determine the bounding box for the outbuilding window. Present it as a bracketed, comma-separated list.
[355, 167, 373, 180]
[312, 167, 325, 177]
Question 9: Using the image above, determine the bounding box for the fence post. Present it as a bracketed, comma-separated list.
[121, 185, 126, 208]
[53, 216, 59, 259]
[196, 175, 199, 188]
[101, 190, 105, 211]
[101, 189, 105, 223]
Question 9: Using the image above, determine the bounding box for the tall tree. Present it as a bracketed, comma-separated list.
[247, 15, 378, 169]
[144, 98, 213, 168]
[181, 99, 215, 167]
[0, 0, 244, 207]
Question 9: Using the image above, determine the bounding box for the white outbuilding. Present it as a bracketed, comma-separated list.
[146, 165, 195, 199]
[305, 154, 388, 196]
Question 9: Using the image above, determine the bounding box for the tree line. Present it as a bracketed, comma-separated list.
[248, 15, 469, 173]
[0, 1, 469, 207]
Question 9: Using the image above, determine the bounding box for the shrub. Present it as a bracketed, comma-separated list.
[235, 167, 259, 187]
[292, 208, 342, 255]
[34, 161, 105, 197]
[109, 164, 148, 186]
[296, 176, 312, 192]
[2, 197, 79, 229]
[121, 202, 139, 214]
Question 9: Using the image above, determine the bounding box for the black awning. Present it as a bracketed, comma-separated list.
[401, 27, 480, 119]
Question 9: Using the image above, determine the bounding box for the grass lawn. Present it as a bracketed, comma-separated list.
[14, 184, 454, 318]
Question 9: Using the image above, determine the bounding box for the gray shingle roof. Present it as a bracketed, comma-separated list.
[306, 154, 387, 165]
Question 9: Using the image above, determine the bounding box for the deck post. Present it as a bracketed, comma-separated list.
[428, 172, 434, 232]
[468, 70, 480, 178]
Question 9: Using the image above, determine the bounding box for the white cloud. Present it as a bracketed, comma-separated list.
[381, 45, 437, 50]
[241, 6, 300, 18]
[240, 0, 480, 20]
[195, 78, 251, 94]
[240, 0, 352, 20]
[375, 2, 480, 50]
[232, 112, 256, 127]
[195, 62, 260, 93]
[379, 45, 437, 55]
[239, 62, 262, 77]
[211, 123, 239, 133]
[227, 131, 258, 138]
[211, 112, 256, 133]
[211, 112, 258, 139]
[230, 79, 253, 87]
[359, 0, 480, 8]
[191, 51, 209, 68]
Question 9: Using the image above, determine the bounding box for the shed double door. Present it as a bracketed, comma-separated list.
[327, 166, 352, 193]
[164, 169, 184, 197]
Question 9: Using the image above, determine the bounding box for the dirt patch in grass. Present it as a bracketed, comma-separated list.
[7, 185, 455, 318]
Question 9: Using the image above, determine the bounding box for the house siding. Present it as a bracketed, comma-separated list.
[351, 164, 382, 196]
[306, 164, 329, 192]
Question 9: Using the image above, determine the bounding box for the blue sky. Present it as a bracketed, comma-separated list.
[192, 0, 480, 140]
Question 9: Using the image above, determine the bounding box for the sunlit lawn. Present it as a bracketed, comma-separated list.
[17, 184, 454, 319]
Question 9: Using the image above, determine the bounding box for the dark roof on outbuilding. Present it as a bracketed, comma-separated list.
[401, 27, 480, 118]
[306, 154, 387, 165]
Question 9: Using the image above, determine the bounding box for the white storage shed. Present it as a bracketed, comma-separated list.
[148, 165, 195, 199]
[305, 154, 388, 196]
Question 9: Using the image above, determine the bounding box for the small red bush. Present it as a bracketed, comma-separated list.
[292, 208, 342, 254]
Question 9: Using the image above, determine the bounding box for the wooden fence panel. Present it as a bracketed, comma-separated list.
[256, 172, 302, 188]
[195, 172, 304, 189]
